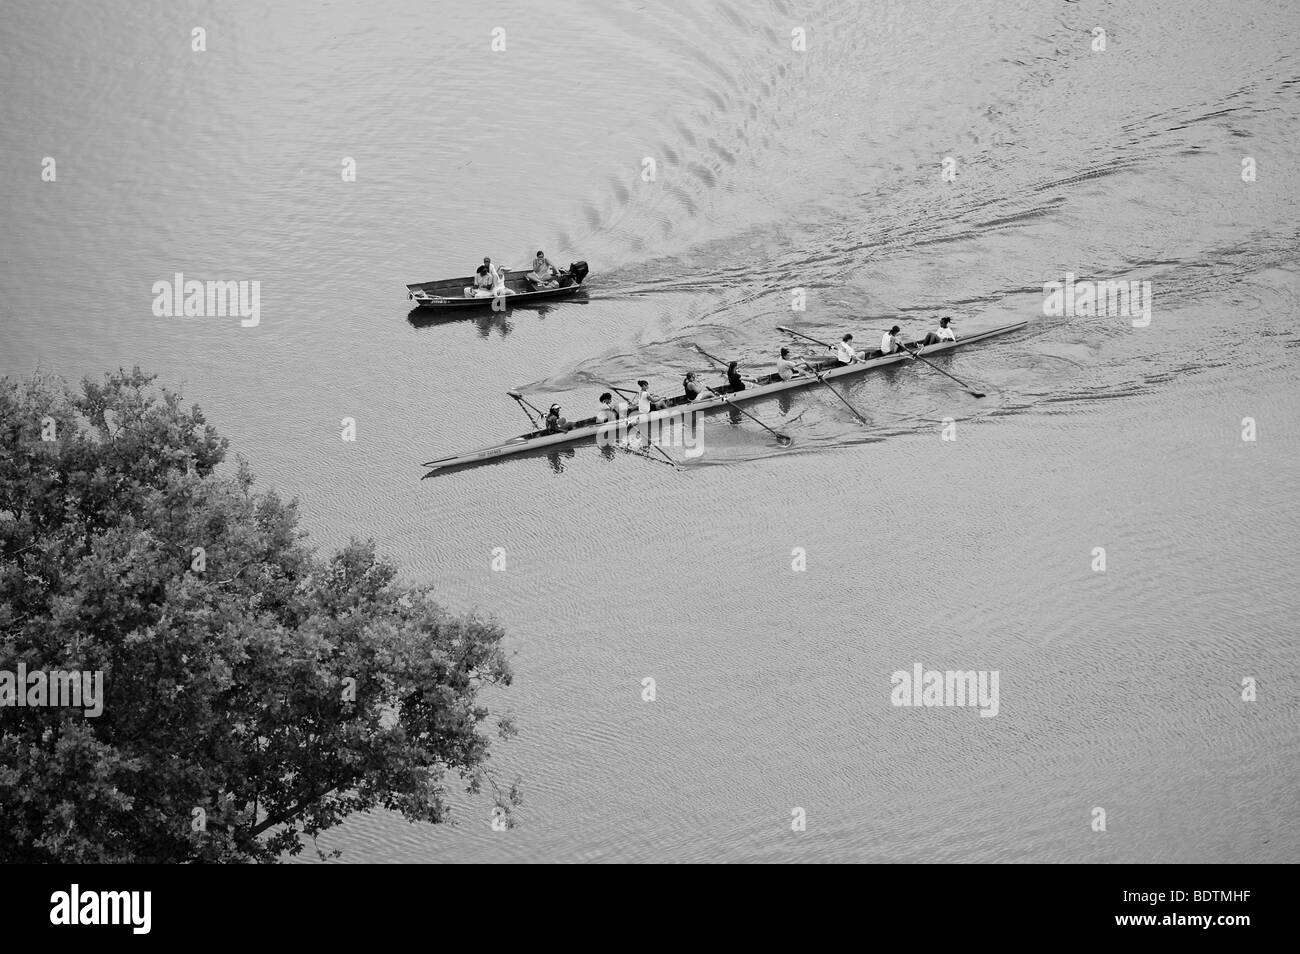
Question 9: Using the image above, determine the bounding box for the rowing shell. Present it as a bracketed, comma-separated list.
[421, 320, 1028, 475]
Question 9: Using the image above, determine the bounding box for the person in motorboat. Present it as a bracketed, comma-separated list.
[527, 250, 559, 288]
[469, 264, 495, 297]
[488, 258, 513, 297]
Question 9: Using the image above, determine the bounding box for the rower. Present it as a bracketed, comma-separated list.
[881, 325, 913, 357]
[833, 334, 859, 364]
[726, 361, 748, 392]
[919, 317, 956, 346]
[544, 403, 569, 433]
[636, 380, 667, 413]
[775, 347, 802, 381]
[596, 392, 622, 423]
[683, 371, 704, 401]
[527, 250, 558, 289]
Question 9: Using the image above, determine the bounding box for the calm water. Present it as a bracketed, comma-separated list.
[2, 0, 1297, 862]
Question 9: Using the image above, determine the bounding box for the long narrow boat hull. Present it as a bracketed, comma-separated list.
[422, 320, 1028, 475]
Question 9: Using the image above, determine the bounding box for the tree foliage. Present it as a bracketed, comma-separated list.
[0, 368, 518, 862]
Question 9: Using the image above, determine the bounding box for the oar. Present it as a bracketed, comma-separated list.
[623, 436, 683, 471]
[506, 389, 543, 428]
[595, 382, 687, 470]
[797, 361, 870, 426]
[648, 443, 681, 469]
[609, 376, 788, 445]
[778, 325, 985, 398]
[778, 326, 840, 352]
[693, 343, 729, 368]
[701, 386, 791, 444]
[904, 347, 986, 398]
[765, 328, 871, 423]
[693, 344, 761, 387]
[590, 382, 676, 467]
[600, 382, 638, 401]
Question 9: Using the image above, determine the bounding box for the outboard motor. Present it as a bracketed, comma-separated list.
[563, 261, 588, 287]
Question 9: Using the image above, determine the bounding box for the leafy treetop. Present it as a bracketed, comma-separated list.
[0, 368, 518, 863]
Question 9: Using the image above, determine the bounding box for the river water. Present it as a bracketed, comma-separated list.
[2, 0, 1297, 862]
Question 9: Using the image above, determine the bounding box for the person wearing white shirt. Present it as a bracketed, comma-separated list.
[775, 347, 802, 380]
[468, 265, 495, 297]
[833, 334, 859, 364]
[636, 379, 667, 413]
[483, 256, 511, 294]
[595, 392, 622, 423]
[920, 317, 957, 346]
[881, 325, 913, 357]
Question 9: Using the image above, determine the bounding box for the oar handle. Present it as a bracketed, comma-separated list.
[694, 344, 729, 368]
[778, 325, 835, 349]
[510, 392, 546, 413]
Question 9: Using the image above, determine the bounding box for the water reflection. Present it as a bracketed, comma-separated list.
[545, 446, 577, 473]
[405, 292, 589, 338]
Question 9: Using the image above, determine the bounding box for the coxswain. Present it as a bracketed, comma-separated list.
[919, 317, 956, 346]
[544, 403, 569, 433]
[833, 334, 859, 364]
[775, 347, 802, 381]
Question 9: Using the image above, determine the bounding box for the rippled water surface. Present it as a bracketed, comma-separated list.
[2, 0, 1297, 862]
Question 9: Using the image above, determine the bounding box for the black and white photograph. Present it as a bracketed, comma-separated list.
[1, 0, 1296, 915]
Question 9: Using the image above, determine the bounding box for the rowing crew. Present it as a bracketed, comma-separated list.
[541, 317, 958, 433]
[833, 318, 956, 364]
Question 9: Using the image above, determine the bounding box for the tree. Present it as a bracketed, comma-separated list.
[0, 368, 519, 862]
